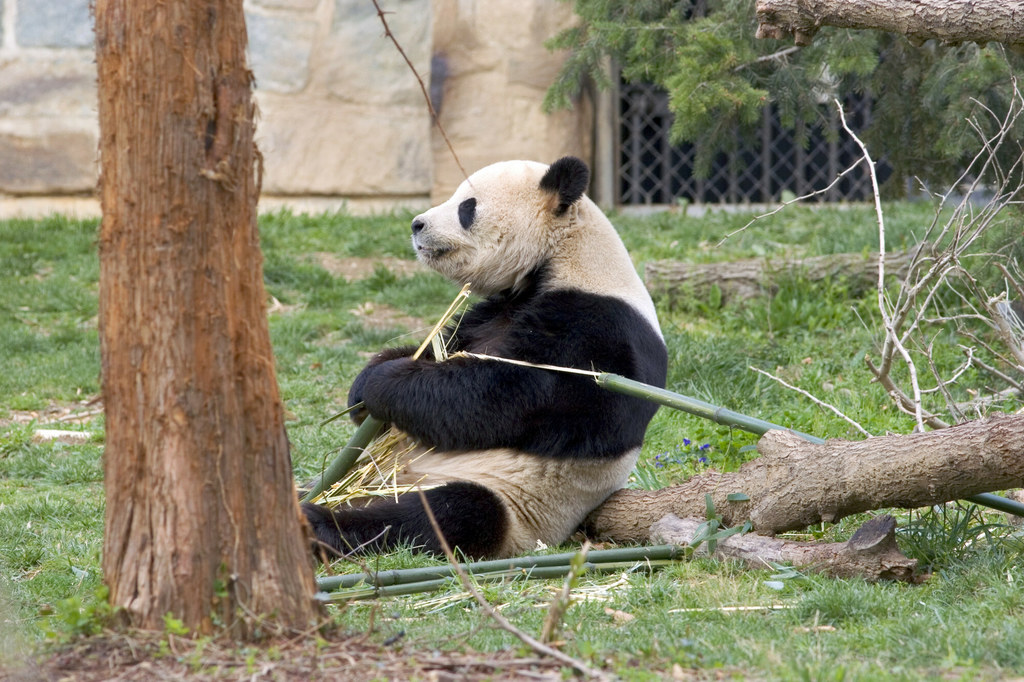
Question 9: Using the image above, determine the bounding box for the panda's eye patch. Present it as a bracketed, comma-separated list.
[458, 198, 476, 230]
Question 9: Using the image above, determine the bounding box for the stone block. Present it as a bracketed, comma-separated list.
[324, 0, 431, 106]
[0, 128, 97, 194]
[0, 55, 97, 119]
[428, 0, 590, 201]
[17, 0, 93, 48]
[255, 95, 431, 195]
[246, 12, 317, 93]
[248, 0, 320, 9]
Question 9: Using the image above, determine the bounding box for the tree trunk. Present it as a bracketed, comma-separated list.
[756, 0, 1024, 47]
[587, 412, 1024, 543]
[95, 0, 320, 635]
[645, 248, 923, 305]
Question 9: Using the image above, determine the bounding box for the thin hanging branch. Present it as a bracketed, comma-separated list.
[371, 0, 470, 183]
[835, 99, 928, 432]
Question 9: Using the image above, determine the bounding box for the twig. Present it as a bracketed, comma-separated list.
[371, 0, 470, 183]
[749, 366, 871, 437]
[715, 154, 868, 246]
[924, 342, 967, 424]
[836, 98, 927, 431]
[864, 355, 949, 429]
[540, 541, 589, 644]
[415, 490, 608, 680]
[49, 407, 105, 424]
[969, 353, 1024, 392]
[955, 387, 1021, 417]
[733, 46, 801, 71]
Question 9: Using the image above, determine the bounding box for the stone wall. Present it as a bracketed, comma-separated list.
[0, 0, 97, 194]
[0, 0, 589, 209]
[429, 0, 589, 202]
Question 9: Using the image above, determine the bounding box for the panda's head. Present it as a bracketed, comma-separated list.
[411, 157, 590, 295]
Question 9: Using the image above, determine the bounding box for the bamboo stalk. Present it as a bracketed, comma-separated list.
[319, 557, 681, 601]
[316, 545, 686, 593]
[595, 373, 823, 443]
[301, 416, 385, 503]
[323, 562, 675, 602]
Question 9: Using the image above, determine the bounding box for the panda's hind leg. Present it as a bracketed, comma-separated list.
[302, 481, 509, 559]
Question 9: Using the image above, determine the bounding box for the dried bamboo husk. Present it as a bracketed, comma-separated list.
[302, 285, 471, 505]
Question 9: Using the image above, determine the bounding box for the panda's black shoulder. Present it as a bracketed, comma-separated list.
[452, 274, 666, 389]
[525, 289, 666, 385]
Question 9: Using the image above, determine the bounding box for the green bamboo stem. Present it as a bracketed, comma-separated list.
[595, 372, 1024, 518]
[323, 562, 674, 602]
[595, 373, 824, 443]
[316, 544, 686, 593]
[306, 363, 1020, 531]
[318, 555, 681, 600]
[301, 416, 384, 503]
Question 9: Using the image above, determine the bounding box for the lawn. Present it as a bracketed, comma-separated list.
[1, 205, 1022, 680]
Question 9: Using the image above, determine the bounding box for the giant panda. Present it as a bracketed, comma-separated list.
[302, 156, 667, 559]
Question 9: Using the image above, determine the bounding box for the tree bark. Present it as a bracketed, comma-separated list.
[651, 514, 918, 582]
[756, 0, 1024, 47]
[644, 248, 922, 305]
[95, 0, 320, 635]
[587, 412, 1024, 543]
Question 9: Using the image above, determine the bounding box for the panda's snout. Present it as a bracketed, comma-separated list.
[412, 217, 426, 235]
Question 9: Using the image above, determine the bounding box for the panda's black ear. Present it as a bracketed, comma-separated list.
[539, 156, 590, 216]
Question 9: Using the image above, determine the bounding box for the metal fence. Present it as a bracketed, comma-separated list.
[618, 82, 885, 205]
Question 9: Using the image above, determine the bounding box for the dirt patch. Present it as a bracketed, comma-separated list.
[349, 302, 427, 333]
[2, 632, 574, 681]
[312, 254, 424, 282]
[1, 399, 103, 429]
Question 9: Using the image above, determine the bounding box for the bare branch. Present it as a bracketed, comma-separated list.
[715, 155, 869, 246]
[835, 99, 928, 431]
[371, 0, 469, 183]
[750, 366, 872, 437]
[864, 355, 950, 429]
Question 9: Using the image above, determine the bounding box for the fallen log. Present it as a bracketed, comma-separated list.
[651, 514, 919, 582]
[586, 412, 1024, 543]
[755, 0, 1024, 48]
[644, 248, 922, 305]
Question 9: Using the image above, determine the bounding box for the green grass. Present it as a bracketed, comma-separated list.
[1, 204, 1022, 679]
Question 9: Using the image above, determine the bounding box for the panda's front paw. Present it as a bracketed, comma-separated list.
[348, 356, 416, 423]
[347, 347, 418, 424]
[347, 364, 377, 424]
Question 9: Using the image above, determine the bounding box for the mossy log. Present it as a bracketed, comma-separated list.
[644, 248, 922, 305]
